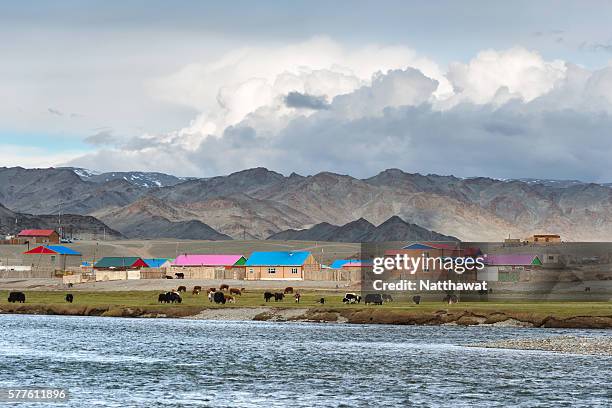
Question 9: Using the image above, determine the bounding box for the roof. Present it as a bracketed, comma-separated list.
[245, 251, 311, 266]
[143, 258, 169, 268]
[24, 245, 81, 255]
[172, 254, 246, 267]
[330, 259, 370, 269]
[94, 257, 147, 268]
[402, 242, 459, 250]
[18, 229, 57, 237]
[484, 254, 542, 266]
[330, 259, 350, 269]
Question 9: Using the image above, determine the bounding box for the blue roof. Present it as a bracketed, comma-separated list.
[402, 243, 436, 250]
[144, 258, 168, 268]
[245, 251, 311, 266]
[331, 259, 350, 269]
[46, 245, 81, 255]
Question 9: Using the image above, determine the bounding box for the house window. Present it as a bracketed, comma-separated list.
[249, 268, 254, 274]
[291, 268, 298, 274]
[268, 267, 276, 274]
[50, 255, 56, 262]
[548, 256, 554, 261]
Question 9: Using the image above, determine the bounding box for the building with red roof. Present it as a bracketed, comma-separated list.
[17, 229, 60, 244]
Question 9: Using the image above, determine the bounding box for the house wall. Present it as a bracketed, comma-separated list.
[95, 270, 128, 281]
[246, 255, 322, 280]
[21, 232, 60, 244]
[23, 254, 82, 273]
[169, 266, 245, 280]
[526, 235, 561, 244]
[246, 265, 305, 280]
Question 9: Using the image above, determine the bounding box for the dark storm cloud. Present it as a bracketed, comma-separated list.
[284, 92, 330, 110]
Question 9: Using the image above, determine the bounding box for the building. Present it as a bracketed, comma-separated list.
[525, 234, 561, 245]
[172, 254, 246, 268]
[143, 258, 171, 268]
[244, 251, 320, 280]
[23, 245, 82, 272]
[479, 254, 542, 282]
[93, 257, 148, 270]
[17, 229, 60, 244]
[170, 254, 247, 279]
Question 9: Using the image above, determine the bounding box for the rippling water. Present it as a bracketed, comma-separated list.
[0, 315, 610, 407]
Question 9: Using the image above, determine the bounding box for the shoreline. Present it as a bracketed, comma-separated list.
[468, 336, 612, 356]
[1, 304, 611, 329]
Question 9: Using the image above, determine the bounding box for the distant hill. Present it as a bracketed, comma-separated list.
[90, 196, 231, 240]
[4, 165, 612, 241]
[268, 216, 458, 242]
[0, 202, 122, 239]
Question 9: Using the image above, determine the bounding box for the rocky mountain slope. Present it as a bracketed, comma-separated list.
[3, 166, 612, 241]
[268, 216, 457, 242]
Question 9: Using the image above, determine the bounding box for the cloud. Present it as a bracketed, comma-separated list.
[48, 108, 63, 116]
[66, 43, 612, 183]
[284, 92, 329, 110]
[84, 129, 116, 146]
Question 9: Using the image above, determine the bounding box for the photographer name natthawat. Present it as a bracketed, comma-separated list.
[371, 279, 488, 292]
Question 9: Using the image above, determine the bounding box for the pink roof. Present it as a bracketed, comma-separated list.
[172, 254, 244, 267]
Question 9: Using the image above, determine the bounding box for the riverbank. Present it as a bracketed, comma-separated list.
[0, 292, 611, 328]
[469, 336, 612, 356]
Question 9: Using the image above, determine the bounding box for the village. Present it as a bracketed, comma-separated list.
[0, 229, 609, 302]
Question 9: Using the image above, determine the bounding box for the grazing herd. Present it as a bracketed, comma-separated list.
[4, 286, 459, 308]
[152, 285, 460, 307]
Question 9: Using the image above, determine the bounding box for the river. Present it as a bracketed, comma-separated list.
[0, 315, 610, 407]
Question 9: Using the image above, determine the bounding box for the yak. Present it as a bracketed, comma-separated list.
[174, 273, 185, 279]
[229, 288, 242, 296]
[412, 295, 421, 305]
[342, 293, 361, 304]
[177, 286, 187, 293]
[158, 292, 182, 304]
[8, 292, 25, 303]
[274, 293, 284, 302]
[65, 294, 74, 303]
[213, 291, 226, 304]
[364, 293, 383, 305]
[220, 284, 229, 291]
[264, 292, 275, 302]
[283, 287, 294, 294]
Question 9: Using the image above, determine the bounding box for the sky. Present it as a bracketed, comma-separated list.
[2, 1, 612, 181]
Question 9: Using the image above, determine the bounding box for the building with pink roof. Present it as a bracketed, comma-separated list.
[172, 254, 246, 268]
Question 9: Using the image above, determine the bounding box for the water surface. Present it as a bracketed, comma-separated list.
[0, 315, 610, 407]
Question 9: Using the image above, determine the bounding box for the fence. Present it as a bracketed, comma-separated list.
[168, 266, 245, 280]
[305, 268, 361, 281]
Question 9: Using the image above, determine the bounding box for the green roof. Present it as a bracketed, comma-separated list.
[94, 257, 145, 268]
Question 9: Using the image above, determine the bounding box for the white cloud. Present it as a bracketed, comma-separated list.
[443, 47, 567, 107]
[66, 41, 612, 182]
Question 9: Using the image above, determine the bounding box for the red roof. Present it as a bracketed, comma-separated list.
[18, 229, 57, 237]
[24, 246, 57, 254]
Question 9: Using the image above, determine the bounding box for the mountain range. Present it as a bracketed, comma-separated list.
[2, 166, 612, 241]
[267, 216, 457, 242]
